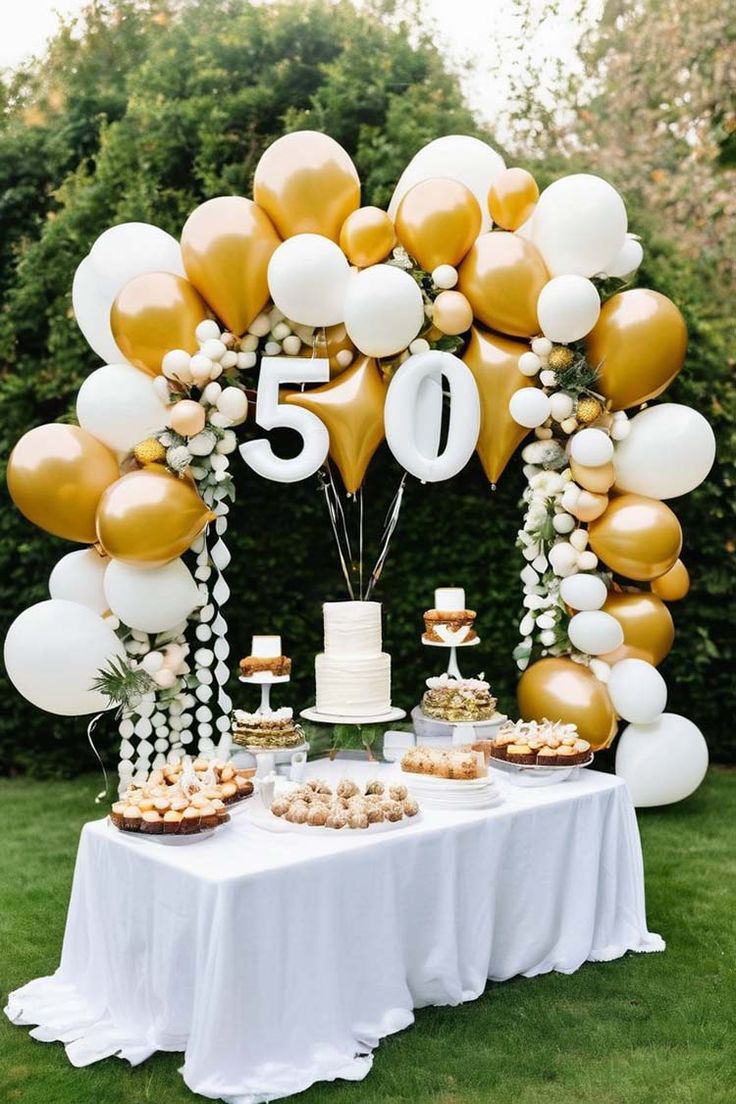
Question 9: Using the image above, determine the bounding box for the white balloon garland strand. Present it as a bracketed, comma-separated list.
[196, 472, 233, 760]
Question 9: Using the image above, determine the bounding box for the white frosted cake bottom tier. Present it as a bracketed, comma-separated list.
[315, 652, 391, 717]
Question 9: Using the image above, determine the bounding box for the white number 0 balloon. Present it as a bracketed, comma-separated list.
[384, 351, 481, 482]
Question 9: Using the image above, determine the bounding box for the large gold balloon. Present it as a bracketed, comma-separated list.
[395, 178, 481, 271]
[339, 207, 395, 268]
[283, 355, 386, 493]
[181, 196, 280, 335]
[600, 590, 675, 666]
[585, 289, 687, 411]
[569, 459, 615, 495]
[111, 272, 210, 377]
[7, 424, 120, 544]
[651, 559, 690, 602]
[517, 657, 618, 751]
[488, 167, 539, 231]
[463, 326, 534, 485]
[96, 469, 214, 568]
[253, 130, 360, 242]
[458, 232, 548, 338]
[588, 494, 682, 581]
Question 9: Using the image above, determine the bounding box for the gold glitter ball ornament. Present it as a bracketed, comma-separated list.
[548, 346, 576, 371]
[575, 396, 604, 424]
[133, 437, 167, 466]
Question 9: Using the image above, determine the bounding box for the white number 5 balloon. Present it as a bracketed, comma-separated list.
[384, 350, 481, 482]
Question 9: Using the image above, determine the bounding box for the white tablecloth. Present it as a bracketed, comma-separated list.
[6, 761, 663, 1103]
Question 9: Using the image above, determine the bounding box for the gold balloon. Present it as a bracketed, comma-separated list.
[517, 657, 618, 751]
[488, 167, 539, 231]
[293, 322, 357, 377]
[569, 490, 609, 522]
[585, 289, 687, 411]
[651, 559, 690, 602]
[96, 469, 214, 568]
[339, 207, 395, 268]
[599, 589, 675, 666]
[181, 196, 281, 335]
[170, 400, 206, 438]
[463, 326, 534, 485]
[253, 130, 360, 242]
[395, 178, 481, 271]
[432, 290, 474, 336]
[458, 231, 548, 338]
[283, 356, 386, 493]
[111, 272, 210, 377]
[7, 424, 120, 544]
[569, 459, 615, 494]
[588, 494, 682, 581]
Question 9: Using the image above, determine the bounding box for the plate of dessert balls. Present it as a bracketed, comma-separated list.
[249, 777, 421, 836]
[108, 756, 255, 843]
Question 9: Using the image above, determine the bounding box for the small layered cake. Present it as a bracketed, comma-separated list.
[421, 673, 498, 723]
[240, 635, 291, 678]
[401, 745, 486, 780]
[231, 707, 305, 749]
[422, 587, 477, 645]
[489, 719, 591, 766]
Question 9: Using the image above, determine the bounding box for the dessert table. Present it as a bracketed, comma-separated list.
[6, 761, 664, 1104]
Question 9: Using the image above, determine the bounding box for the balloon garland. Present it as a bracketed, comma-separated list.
[4, 131, 715, 806]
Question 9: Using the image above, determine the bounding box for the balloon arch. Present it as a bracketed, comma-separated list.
[4, 132, 714, 806]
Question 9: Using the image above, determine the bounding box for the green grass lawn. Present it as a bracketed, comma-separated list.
[1, 768, 734, 1104]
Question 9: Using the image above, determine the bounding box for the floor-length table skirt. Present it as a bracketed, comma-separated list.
[6, 763, 664, 1103]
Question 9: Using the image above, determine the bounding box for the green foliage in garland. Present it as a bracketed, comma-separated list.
[0, 0, 733, 774]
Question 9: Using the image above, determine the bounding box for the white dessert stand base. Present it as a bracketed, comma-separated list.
[410, 706, 508, 747]
[300, 706, 406, 725]
[422, 637, 479, 680]
[230, 742, 309, 779]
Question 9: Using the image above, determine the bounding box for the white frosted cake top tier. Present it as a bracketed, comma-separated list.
[434, 587, 466, 611]
[250, 634, 281, 657]
[323, 600, 382, 656]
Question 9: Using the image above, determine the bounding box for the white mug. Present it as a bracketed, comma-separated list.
[289, 749, 307, 782]
[255, 752, 276, 779]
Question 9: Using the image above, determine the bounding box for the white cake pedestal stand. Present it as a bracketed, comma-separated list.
[300, 706, 406, 725]
[422, 636, 480, 680]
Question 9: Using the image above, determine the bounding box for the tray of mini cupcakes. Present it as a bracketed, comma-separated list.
[485, 720, 593, 785]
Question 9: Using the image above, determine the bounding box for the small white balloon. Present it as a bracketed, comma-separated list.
[268, 234, 350, 327]
[195, 319, 222, 343]
[615, 713, 708, 807]
[141, 650, 165, 675]
[162, 349, 193, 383]
[153, 667, 177, 689]
[518, 352, 542, 376]
[536, 274, 601, 343]
[548, 541, 579, 577]
[76, 363, 171, 453]
[568, 610, 624, 654]
[531, 336, 552, 358]
[570, 427, 614, 467]
[559, 573, 608, 611]
[605, 235, 644, 279]
[200, 338, 226, 362]
[344, 264, 424, 358]
[549, 392, 574, 422]
[432, 264, 458, 289]
[613, 403, 716, 500]
[104, 559, 200, 634]
[608, 658, 667, 723]
[49, 549, 109, 615]
[509, 388, 551, 428]
[216, 387, 248, 424]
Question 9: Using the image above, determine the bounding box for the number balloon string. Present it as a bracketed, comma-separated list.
[364, 473, 407, 600]
[358, 486, 364, 599]
[87, 712, 109, 803]
[318, 466, 355, 599]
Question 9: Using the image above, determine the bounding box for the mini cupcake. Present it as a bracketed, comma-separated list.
[536, 746, 558, 767]
[163, 810, 182, 834]
[235, 777, 254, 800]
[569, 739, 591, 765]
[220, 764, 235, 782]
[110, 801, 126, 829]
[180, 807, 201, 833]
[122, 806, 143, 832]
[220, 781, 238, 804]
[506, 743, 537, 766]
[141, 810, 164, 834]
[211, 799, 229, 824]
[199, 803, 219, 830]
[555, 745, 577, 766]
[153, 797, 171, 815]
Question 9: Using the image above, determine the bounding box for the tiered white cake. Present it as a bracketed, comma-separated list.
[315, 601, 391, 718]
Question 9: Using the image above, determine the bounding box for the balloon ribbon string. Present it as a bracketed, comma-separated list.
[365, 473, 407, 600]
[358, 486, 364, 600]
[318, 466, 355, 600]
[87, 712, 109, 804]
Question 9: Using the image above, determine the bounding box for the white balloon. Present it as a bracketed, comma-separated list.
[384, 351, 480, 482]
[532, 174, 627, 277]
[608, 658, 667, 723]
[568, 610, 624, 655]
[4, 599, 125, 716]
[49, 549, 109, 615]
[72, 256, 126, 365]
[605, 235, 644, 279]
[536, 275, 601, 343]
[615, 713, 708, 807]
[76, 363, 171, 453]
[613, 403, 716, 500]
[570, 427, 614, 467]
[344, 264, 424, 358]
[104, 558, 201, 634]
[509, 388, 551, 428]
[388, 135, 505, 233]
[559, 573, 608, 611]
[89, 222, 185, 300]
[216, 386, 248, 424]
[267, 234, 350, 327]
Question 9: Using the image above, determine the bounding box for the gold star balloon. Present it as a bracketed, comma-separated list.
[283, 355, 386, 494]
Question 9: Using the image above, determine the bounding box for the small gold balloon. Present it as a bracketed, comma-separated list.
[253, 130, 360, 242]
[96, 469, 214, 568]
[599, 590, 675, 666]
[585, 289, 687, 411]
[339, 207, 395, 268]
[111, 272, 210, 377]
[488, 167, 539, 231]
[588, 494, 682, 581]
[548, 345, 575, 371]
[170, 400, 206, 438]
[395, 177, 481, 271]
[458, 231, 549, 338]
[432, 290, 474, 336]
[569, 459, 615, 494]
[7, 423, 120, 543]
[651, 559, 690, 601]
[575, 396, 603, 424]
[133, 438, 167, 466]
[569, 490, 609, 522]
[517, 657, 618, 751]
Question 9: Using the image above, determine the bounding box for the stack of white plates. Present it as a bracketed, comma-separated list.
[400, 771, 503, 810]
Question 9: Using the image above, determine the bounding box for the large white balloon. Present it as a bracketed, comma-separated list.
[568, 610, 624, 655]
[344, 264, 424, 357]
[104, 558, 201, 633]
[559, 573, 609, 611]
[49, 549, 109, 615]
[267, 234, 350, 327]
[88, 222, 185, 301]
[608, 658, 667, 723]
[615, 713, 708, 807]
[532, 174, 627, 277]
[72, 256, 126, 365]
[536, 275, 601, 343]
[388, 135, 505, 233]
[613, 403, 716, 500]
[4, 600, 125, 716]
[76, 363, 171, 453]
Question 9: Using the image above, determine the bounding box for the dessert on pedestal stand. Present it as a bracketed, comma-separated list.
[232, 635, 308, 777]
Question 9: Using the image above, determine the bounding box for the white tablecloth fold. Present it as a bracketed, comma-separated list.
[6, 764, 664, 1103]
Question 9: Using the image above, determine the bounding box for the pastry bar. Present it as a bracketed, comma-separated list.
[270, 777, 419, 828]
[422, 587, 477, 645]
[401, 745, 487, 780]
[488, 719, 591, 766]
[421, 673, 498, 723]
[232, 707, 305, 749]
[240, 633, 291, 677]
